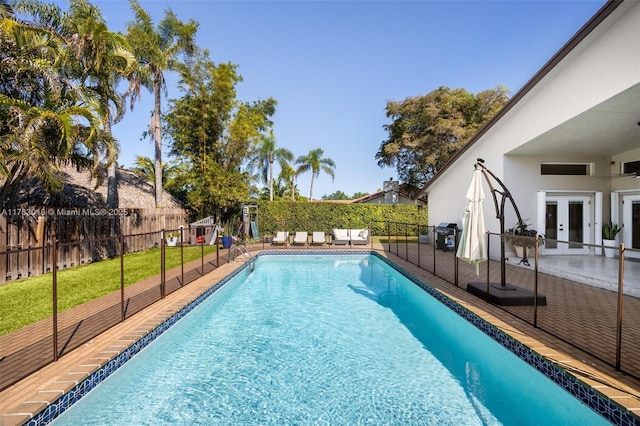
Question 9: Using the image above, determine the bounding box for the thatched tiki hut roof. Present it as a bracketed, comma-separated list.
[3, 165, 184, 210]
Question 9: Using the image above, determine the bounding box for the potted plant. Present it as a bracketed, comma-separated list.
[418, 225, 429, 244]
[507, 220, 543, 258]
[165, 231, 179, 247]
[221, 226, 234, 249]
[602, 222, 620, 258]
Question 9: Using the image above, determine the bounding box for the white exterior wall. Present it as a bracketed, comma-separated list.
[612, 147, 640, 192]
[427, 2, 640, 259]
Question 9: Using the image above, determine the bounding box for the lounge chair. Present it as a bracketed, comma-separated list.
[293, 231, 308, 247]
[272, 231, 288, 246]
[311, 232, 326, 246]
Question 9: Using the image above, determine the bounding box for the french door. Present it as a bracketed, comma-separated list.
[622, 194, 640, 259]
[544, 195, 590, 255]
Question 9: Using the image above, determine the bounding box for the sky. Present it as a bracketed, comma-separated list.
[53, 0, 606, 199]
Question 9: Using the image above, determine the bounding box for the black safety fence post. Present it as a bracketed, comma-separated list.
[417, 224, 421, 269]
[51, 232, 58, 361]
[120, 233, 125, 321]
[201, 228, 205, 273]
[432, 226, 437, 277]
[533, 236, 540, 327]
[454, 227, 459, 287]
[615, 243, 625, 370]
[486, 233, 491, 294]
[405, 223, 409, 262]
[180, 227, 184, 286]
[160, 230, 166, 299]
[395, 222, 399, 256]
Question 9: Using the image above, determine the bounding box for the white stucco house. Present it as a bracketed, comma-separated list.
[419, 0, 640, 260]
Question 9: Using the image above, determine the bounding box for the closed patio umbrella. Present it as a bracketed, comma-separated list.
[456, 168, 487, 275]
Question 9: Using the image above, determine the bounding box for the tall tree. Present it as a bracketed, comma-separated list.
[0, 0, 11, 18]
[295, 148, 335, 201]
[0, 0, 117, 207]
[131, 155, 156, 182]
[259, 177, 287, 200]
[63, 0, 136, 208]
[131, 154, 179, 186]
[126, 0, 198, 208]
[322, 190, 349, 201]
[248, 129, 294, 201]
[376, 85, 509, 187]
[165, 50, 276, 219]
[278, 163, 298, 201]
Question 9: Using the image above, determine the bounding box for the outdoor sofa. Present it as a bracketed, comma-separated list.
[331, 228, 369, 245]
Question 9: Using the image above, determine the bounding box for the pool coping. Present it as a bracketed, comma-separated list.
[15, 250, 640, 425]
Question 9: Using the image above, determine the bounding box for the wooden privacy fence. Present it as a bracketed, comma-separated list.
[0, 208, 189, 284]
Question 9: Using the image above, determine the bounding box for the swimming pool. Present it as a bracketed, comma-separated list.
[39, 252, 622, 424]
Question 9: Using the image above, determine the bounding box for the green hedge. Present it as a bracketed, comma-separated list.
[254, 200, 428, 236]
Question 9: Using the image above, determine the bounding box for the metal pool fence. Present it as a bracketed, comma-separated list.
[2, 221, 638, 391]
[0, 226, 230, 391]
[368, 220, 639, 381]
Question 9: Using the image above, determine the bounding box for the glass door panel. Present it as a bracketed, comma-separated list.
[633, 202, 640, 249]
[622, 195, 640, 259]
[568, 201, 584, 249]
[545, 196, 590, 255]
[545, 202, 558, 249]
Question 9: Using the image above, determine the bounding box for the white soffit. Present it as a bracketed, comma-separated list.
[508, 83, 640, 157]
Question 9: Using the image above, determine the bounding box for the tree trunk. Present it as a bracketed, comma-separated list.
[292, 176, 297, 201]
[105, 119, 119, 209]
[309, 174, 315, 200]
[269, 158, 274, 201]
[153, 75, 163, 208]
[106, 163, 118, 208]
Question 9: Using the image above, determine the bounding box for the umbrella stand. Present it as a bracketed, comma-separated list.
[474, 158, 528, 286]
[466, 158, 546, 306]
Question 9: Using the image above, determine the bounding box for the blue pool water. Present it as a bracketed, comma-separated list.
[52, 254, 608, 425]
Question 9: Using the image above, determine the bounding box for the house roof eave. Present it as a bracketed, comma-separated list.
[416, 0, 624, 199]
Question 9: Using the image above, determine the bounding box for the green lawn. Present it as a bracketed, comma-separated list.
[0, 245, 217, 336]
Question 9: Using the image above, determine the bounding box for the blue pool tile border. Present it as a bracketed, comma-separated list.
[27, 250, 638, 426]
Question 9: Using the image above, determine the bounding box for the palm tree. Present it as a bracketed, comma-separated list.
[131, 155, 179, 187]
[131, 155, 156, 182]
[259, 177, 287, 200]
[279, 163, 299, 201]
[63, 0, 137, 208]
[126, 0, 198, 208]
[0, 0, 117, 207]
[0, 0, 11, 18]
[295, 148, 336, 200]
[248, 129, 294, 201]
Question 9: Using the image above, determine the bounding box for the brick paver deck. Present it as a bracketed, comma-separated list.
[1, 243, 639, 425]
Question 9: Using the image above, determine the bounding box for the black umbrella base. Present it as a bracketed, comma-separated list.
[466, 282, 547, 306]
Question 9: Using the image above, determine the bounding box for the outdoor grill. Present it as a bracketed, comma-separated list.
[435, 222, 457, 251]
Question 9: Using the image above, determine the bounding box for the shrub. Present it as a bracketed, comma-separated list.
[254, 200, 428, 236]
